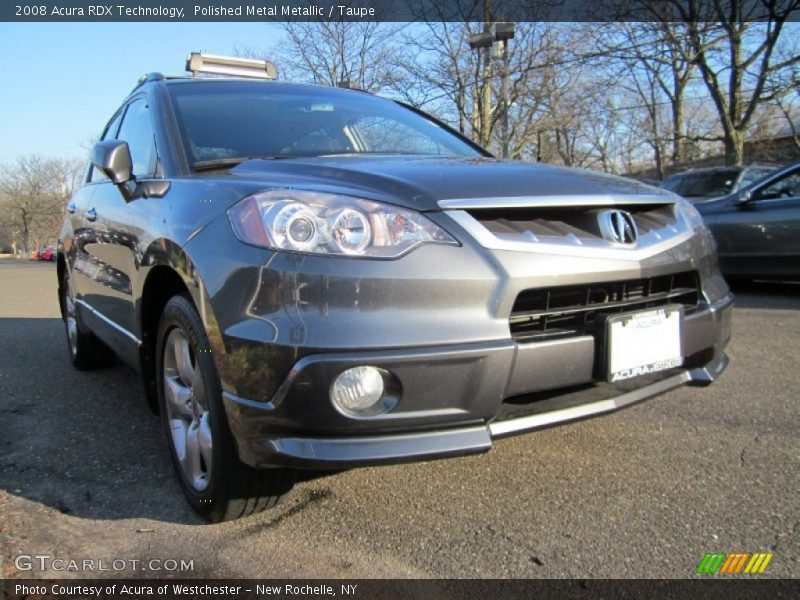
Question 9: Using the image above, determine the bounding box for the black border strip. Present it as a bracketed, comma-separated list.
[4, 578, 800, 600]
[2, 1, 799, 23]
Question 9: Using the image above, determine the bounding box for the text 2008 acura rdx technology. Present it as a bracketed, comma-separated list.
[58, 53, 732, 521]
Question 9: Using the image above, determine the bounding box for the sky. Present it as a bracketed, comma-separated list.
[0, 22, 285, 164]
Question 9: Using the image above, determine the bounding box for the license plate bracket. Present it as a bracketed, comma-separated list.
[604, 305, 684, 383]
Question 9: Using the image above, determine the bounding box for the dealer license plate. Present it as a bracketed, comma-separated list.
[607, 306, 683, 382]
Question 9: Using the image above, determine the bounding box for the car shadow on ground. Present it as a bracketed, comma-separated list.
[0, 317, 334, 525]
[726, 279, 800, 310]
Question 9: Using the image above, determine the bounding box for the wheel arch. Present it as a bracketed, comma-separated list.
[137, 240, 210, 413]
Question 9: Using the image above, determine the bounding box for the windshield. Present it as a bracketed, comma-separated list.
[167, 81, 483, 168]
[661, 169, 740, 197]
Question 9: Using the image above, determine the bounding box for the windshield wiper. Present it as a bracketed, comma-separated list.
[318, 151, 443, 157]
[192, 154, 315, 171]
[192, 157, 259, 171]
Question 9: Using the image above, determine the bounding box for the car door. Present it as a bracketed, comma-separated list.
[82, 97, 160, 341]
[70, 110, 123, 303]
[707, 165, 800, 277]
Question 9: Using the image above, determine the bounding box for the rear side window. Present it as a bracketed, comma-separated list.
[116, 99, 158, 178]
[757, 169, 800, 200]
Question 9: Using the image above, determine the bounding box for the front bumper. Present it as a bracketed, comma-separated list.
[232, 353, 727, 469]
[224, 293, 733, 469]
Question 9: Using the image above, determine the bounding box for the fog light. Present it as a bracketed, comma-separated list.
[331, 366, 385, 413]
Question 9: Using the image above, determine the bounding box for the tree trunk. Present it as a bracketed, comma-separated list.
[20, 210, 31, 254]
[456, 85, 466, 134]
[672, 82, 686, 165]
[479, 2, 493, 149]
[481, 46, 492, 148]
[724, 129, 745, 166]
[652, 116, 664, 179]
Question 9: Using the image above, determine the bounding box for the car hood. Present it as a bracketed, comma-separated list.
[224, 156, 671, 211]
[693, 192, 738, 214]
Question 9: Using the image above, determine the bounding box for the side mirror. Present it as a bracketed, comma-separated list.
[92, 140, 133, 185]
[734, 189, 753, 206]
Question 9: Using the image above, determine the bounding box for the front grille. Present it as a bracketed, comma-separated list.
[510, 271, 701, 343]
[467, 204, 677, 243]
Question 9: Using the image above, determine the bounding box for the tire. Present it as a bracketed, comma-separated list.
[61, 271, 116, 370]
[156, 294, 295, 522]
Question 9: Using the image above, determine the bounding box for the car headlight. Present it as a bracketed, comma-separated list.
[228, 189, 458, 258]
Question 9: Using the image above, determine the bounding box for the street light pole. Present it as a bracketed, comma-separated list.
[470, 21, 515, 158]
[494, 22, 515, 159]
[501, 39, 510, 158]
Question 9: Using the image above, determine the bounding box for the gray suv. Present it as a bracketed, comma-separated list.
[58, 54, 733, 521]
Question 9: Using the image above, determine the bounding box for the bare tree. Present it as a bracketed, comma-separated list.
[0, 155, 82, 254]
[774, 83, 800, 153]
[243, 22, 407, 93]
[597, 22, 699, 176]
[647, 0, 800, 165]
[231, 14, 800, 174]
[395, 22, 480, 135]
[396, 22, 596, 160]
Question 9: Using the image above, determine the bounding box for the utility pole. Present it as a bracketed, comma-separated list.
[469, 11, 515, 157]
[495, 23, 515, 158]
[501, 40, 510, 157]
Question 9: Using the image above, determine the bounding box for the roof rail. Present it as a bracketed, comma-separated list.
[185, 52, 277, 80]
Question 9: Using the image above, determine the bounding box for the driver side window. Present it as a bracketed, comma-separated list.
[755, 170, 800, 201]
[115, 99, 157, 179]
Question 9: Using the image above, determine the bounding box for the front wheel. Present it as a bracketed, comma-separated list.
[156, 294, 294, 522]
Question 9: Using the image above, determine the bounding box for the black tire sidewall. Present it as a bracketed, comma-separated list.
[60, 271, 78, 363]
[61, 270, 109, 369]
[155, 294, 235, 521]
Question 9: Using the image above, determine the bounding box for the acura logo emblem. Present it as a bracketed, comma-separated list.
[598, 210, 639, 245]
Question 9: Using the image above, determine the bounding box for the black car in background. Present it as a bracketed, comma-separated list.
[661, 164, 778, 203]
[695, 161, 800, 280]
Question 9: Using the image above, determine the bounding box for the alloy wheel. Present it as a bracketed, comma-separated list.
[162, 328, 213, 491]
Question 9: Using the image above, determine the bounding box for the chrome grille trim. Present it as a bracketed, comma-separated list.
[443, 196, 693, 260]
[437, 193, 677, 210]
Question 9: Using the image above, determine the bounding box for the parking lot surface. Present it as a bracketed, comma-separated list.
[1, 259, 798, 578]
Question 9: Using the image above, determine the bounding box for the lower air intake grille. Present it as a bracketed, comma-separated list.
[510, 271, 701, 343]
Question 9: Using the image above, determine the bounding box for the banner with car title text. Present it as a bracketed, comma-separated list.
[3, 0, 799, 22]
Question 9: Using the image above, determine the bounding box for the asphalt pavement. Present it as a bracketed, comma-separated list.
[0, 259, 798, 579]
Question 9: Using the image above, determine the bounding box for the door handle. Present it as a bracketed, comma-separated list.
[86, 207, 98, 222]
[67, 201, 77, 214]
